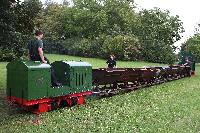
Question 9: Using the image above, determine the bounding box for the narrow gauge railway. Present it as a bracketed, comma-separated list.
[6, 54, 195, 114]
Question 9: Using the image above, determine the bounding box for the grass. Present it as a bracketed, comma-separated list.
[0, 54, 200, 132]
[45, 54, 165, 68]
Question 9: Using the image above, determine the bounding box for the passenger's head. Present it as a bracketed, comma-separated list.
[35, 30, 43, 39]
[110, 55, 115, 60]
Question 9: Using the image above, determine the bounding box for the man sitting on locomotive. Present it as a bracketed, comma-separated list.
[106, 55, 116, 68]
[27, 30, 61, 87]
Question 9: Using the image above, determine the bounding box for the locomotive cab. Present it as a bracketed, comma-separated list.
[51, 61, 92, 91]
[178, 53, 195, 75]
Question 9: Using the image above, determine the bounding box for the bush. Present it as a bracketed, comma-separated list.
[99, 35, 141, 60]
[61, 35, 141, 61]
[141, 42, 176, 64]
[0, 32, 29, 61]
[43, 38, 66, 54]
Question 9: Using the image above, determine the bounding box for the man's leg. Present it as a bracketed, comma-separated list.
[50, 67, 60, 86]
[44, 57, 60, 87]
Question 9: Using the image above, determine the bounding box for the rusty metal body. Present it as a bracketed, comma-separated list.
[92, 65, 191, 96]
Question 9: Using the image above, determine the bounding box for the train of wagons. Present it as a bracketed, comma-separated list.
[7, 53, 195, 114]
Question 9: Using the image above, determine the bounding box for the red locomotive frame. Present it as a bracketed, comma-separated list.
[7, 91, 92, 114]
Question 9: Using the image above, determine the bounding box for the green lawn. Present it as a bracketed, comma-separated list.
[0, 54, 200, 133]
[45, 54, 165, 68]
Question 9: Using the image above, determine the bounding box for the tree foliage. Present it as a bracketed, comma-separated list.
[62, 35, 140, 60]
[59, 0, 137, 39]
[0, 0, 42, 61]
[181, 34, 200, 62]
[1, 0, 184, 63]
[137, 8, 184, 64]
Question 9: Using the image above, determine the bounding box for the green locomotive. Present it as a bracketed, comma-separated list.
[7, 61, 92, 114]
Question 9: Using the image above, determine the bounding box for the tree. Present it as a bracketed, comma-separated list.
[32, 0, 183, 63]
[0, 0, 16, 60]
[36, 0, 65, 39]
[14, 0, 42, 35]
[136, 8, 184, 64]
[39, 0, 141, 60]
[0, 0, 42, 61]
[60, 0, 138, 39]
[181, 35, 200, 62]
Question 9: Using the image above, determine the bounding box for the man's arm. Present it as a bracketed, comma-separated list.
[38, 48, 47, 63]
[27, 49, 30, 60]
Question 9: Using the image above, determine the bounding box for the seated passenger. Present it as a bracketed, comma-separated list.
[106, 55, 116, 68]
[183, 57, 191, 66]
[27, 30, 61, 87]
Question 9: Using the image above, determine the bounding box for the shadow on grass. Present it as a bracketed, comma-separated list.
[0, 90, 35, 123]
[0, 96, 45, 127]
[0, 93, 101, 123]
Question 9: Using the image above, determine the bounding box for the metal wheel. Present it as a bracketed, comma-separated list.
[51, 102, 59, 111]
[60, 100, 68, 108]
[71, 97, 78, 106]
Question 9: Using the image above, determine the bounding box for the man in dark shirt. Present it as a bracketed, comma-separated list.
[28, 30, 47, 63]
[106, 55, 116, 68]
[28, 30, 60, 87]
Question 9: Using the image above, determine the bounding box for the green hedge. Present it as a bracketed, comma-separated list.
[61, 35, 141, 61]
